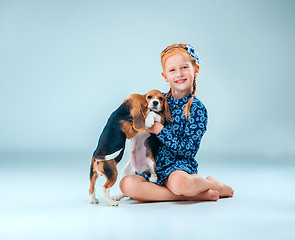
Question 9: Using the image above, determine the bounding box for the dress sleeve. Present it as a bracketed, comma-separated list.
[156, 103, 208, 157]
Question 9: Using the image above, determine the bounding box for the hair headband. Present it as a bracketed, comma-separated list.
[161, 44, 200, 65]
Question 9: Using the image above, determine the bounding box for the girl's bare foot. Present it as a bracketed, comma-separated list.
[195, 189, 220, 201]
[206, 176, 234, 198]
[184, 189, 219, 202]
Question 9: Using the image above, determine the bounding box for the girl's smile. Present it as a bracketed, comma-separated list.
[175, 78, 187, 84]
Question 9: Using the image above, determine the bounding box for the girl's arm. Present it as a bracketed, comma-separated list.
[147, 122, 163, 135]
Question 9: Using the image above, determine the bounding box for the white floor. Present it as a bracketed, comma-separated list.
[0, 152, 294, 240]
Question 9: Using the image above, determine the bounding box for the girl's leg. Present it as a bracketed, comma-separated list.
[119, 175, 219, 202]
[165, 171, 234, 198]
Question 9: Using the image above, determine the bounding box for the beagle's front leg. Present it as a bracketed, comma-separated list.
[145, 111, 161, 129]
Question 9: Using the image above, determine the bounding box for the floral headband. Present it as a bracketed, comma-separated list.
[161, 44, 200, 65]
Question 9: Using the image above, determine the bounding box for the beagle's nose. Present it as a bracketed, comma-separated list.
[153, 101, 159, 106]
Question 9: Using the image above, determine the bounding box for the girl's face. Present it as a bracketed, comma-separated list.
[162, 54, 199, 98]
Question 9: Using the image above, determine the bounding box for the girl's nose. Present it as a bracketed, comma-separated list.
[176, 68, 183, 77]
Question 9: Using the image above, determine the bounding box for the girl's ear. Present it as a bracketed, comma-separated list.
[162, 72, 168, 82]
[194, 65, 200, 77]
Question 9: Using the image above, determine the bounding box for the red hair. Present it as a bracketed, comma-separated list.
[161, 43, 199, 120]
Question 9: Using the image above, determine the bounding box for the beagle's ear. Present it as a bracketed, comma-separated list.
[131, 106, 146, 133]
[163, 100, 173, 124]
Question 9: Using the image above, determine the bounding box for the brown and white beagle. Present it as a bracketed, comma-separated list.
[89, 94, 148, 206]
[113, 90, 172, 201]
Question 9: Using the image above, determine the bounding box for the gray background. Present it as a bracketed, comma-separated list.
[1, 0, 294, 158]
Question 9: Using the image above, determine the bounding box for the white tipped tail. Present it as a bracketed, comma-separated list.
[104, 148, 123, 160]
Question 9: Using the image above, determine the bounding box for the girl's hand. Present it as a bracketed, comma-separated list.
[147, 122, 164, 135]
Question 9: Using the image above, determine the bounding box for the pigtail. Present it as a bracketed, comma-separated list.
[183, 77, 197, 120]
[166, 88, 172, 101]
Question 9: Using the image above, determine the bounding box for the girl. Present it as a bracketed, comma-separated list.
[119, 43, 234, 202]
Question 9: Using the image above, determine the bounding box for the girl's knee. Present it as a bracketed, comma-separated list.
[167, 172, 193, 196]
[119, 175, 141, 197]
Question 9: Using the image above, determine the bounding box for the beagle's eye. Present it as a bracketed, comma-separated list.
[159, 97, 163, 101]
[147, 96, 152, 99]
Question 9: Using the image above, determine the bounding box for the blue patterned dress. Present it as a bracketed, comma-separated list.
[144, 92, 208, 186]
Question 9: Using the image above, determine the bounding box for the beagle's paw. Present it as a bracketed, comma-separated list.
[112, 193, 126, 201]
[89, 193, 99, 204]
[145, 115, 155, 129]
[107, 199, 119, 207]
[149, 174, 158, 183]
[103, 188, 119, 206]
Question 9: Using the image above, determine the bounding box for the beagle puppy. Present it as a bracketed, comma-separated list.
[113, 90, 172, 201]
[89, 94, 148, 206]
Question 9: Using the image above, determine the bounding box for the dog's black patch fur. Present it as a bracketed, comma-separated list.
[93, 101, 132, 162]
[146, 133, 162, 158]
[90, 162, 95, 179]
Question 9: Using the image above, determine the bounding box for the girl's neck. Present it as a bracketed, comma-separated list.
[171, 88, 192, 100]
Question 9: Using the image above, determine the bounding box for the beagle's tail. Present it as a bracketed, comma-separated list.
[95, 148, 123, 161]
[104, 149, 123, 160]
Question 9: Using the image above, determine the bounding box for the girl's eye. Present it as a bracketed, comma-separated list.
[182, 66, 188, 69]
[169, 69, 175, 72]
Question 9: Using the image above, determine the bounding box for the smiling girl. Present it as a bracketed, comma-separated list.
[119, 43, 234, 202]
